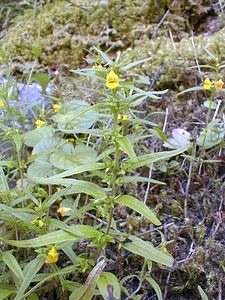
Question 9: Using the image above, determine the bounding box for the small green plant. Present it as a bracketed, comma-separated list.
[0, 47, 190, 299]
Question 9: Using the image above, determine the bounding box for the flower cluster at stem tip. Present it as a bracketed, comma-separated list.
[45, 246, 58, 264]
[203, 78, 224, 91]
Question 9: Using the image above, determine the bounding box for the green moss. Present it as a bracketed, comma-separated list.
[1, 0, 224, 88]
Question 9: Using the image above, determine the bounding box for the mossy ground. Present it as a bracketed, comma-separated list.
[0, 1, 225, 299]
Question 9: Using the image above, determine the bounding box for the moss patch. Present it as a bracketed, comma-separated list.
[1, 0, 224, 88]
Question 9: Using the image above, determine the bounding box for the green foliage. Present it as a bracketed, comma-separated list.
[1, 44, 224, 300]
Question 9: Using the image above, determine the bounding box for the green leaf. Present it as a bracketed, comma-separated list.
[27, 293, 39, 300]
[198, 286, 209, 300]
[43, 163, 105, 182]
[24, 127, 54, 147]
[28, 176, 106, 199]
[42, 186, 73, 209]
[32, 46, 42, 59]
[2, 252, 24, 286]
[131, 147, 188, 169]
[21, 266, 77, 299]
[0, 289, 16, 300]
[49, 221, 102, 240]
[2, 224, 101, 248]
[0, 167, 10, 194]
[27, 160, 58, 178]
[32, 73, 50, 92]
[69, 258, 106, 300]
[122, 57, 152, 71]
[117, 136, 137, 161]
[32, 137, 61, 156]
[146, 276, 162, 300]
[15, 256, 45, 300]
[2, 230, 79, 248]
[98, 272, 121, 300]
[61, 243, 78, 265]
[93, 46, 113, 65]
[49, 144, 97, 170]
[115, 195, 161, 225]
[121, 176, 165, 185]
[52, 100, 100, 132]
[122, 236, 173, 267]
[177, 86, 205, 96]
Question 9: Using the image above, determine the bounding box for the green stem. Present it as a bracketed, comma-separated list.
[197, 92, 213, 170]
[106, 109, 120, 235]
[4, 84, 24, 189]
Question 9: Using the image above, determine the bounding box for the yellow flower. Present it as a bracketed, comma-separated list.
[57, 207, 71, 217]
[117, 114, 129, 121]
[162, 247, 168, 253]
[66, 138, 75, 144]
[106, 70, 119, 89]
[38, 220, 44, 228]
[53, 104, 61, 113]
[215, 79, 224, 91]
[0, 100, 5, 108]
[92, 64, 103, 69]
[32, 219, 44, 228]
[122, 114, 128, 121]
[45, 247, 58, 264]
[203, 78, 212, 90]
[35, 119, 45, 128]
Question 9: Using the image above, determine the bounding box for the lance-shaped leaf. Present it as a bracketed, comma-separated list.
[0, 288, 16, 300]
[146, 276, 163, 300]
[177, 86, 205, 96]
[2, 252, 24, 287]
[2, 230, 79, 248]
[69, 258, 106, 300]
[122, 236, 173, 267]
[15, 255, 45, 300]
[115, 195, 161, 225]
[117, 136, 137, 162]
[27, 176, 106, 199]
[97, 272, 121, 300]
[20, 266, 77, 300]
[198, 286, 209, 300]
[130, 147, 188, 169]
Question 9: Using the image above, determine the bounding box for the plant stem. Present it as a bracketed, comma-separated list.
[197, 92, 213, 174]
[106, 109, 120, 235]
[4, 83, 24, 189]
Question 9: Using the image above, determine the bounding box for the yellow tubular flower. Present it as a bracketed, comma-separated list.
[53, 104, 61, 113]
[215, 79, 224, 91]
[57, 207, 71, 217]
[66, 138, 75, 144]
[45, 247, 58, 264]
[106, 70, 119, 89]
[118, 114, 129, 121]
[0, 100, 5, 108]
[92, 64, 103, 69]
[35, 119, 45, 128]
[38, 220, 44, 228]
[203, 78, 212, 90]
